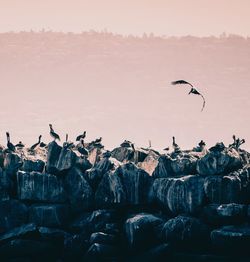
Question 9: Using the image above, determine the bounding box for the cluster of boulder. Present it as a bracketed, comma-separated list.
[0, 140, 250, 261]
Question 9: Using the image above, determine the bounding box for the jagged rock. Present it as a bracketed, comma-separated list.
[3, 153, 23, 176]
[197, 147, 242, 176]
[0, 200, 28, 233]
[152, 154, 197, 178]
[64, 167, 93, 212]
[115, 163, 152, 205]
[21, 159, 45, 173]
[46, 141, 62, 174]
[29, 204, 69, 227]
[124, 213, 164, 250]
[200, 204, 247, 226]
[0, 168, 11, 200]
[88, 147, 102, 166]
[95, 156, 120, 174]
[211, 225, 250, 251]
[17, 171, 66, 203]
[138, 151, 159, 176]
[111, 146, 134, 162]
[132, 148, 148, 163]
[95, 171, 126, 207]
[38, 227, 70, 243]
[85, 168, 103, 189]
[70, 209, 118, 234]
[0, 147, 5, 168]
[84, 243, 118, 261]
[0, 223, 38, 244]
[56, 148, 77, 173]
[204, 175, 241, 204]
[89, 232, 117, 245]
[162, 216, 210, 246]
[151, 175, 205, 215]
[75, 156, 92, 172]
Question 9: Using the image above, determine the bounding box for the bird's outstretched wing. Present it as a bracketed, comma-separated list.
[171, 80, 193, 87]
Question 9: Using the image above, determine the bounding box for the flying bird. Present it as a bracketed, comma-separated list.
[171, 80, 206, 111]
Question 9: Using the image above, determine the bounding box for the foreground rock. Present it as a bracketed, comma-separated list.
[46, 141, 62, 174]
[151, 175, 205, 215]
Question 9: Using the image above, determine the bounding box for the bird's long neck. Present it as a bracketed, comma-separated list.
[38, 136, 41, 143]
[66, 134, 68, 142]
[6, 133, 10, 143]
[173, 137, 175, 145]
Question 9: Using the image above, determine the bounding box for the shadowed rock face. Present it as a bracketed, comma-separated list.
[138, 151, 159, 176]
[46, 141, 62, 174]
[3, 153, 23, 176]
[111, 147, 134, 163]
[21, 159, 45, 173]
[0, 168, 11, 200]
[152, 175, 205, 215]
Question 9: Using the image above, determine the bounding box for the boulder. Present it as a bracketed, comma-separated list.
[200, 204, 247, 226]
[124, 213, 164, 250]
[111, 146, 134, 163]
[21, 159, 45, 173]
[46, 141, 62, 174]
[84, 243, 118, 261]
[197, 147, 242, 176]
[29, 204, 69, 227]
[95, 171, 126, 207]
[75, 156, 92, 172]
[88, 147, 102, 166]
[152, 176, 205, 215]
[138, 151, 159, 176]
[56, 147, 77, 173]
[204, 175, 241, 204]
[89, 232, 117, 245]
[64, 168, 93, 212]
[17, 171, 66, 203]
[162, 216, 210, 246]
[0, 200, 28, 233]
[0, 168, 11, 200]
[38, 227, 70, 243]
[3, 153, 23, 176]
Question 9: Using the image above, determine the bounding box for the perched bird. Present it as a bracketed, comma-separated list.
[198, 140, 206, 148]
[76, 131, 86, 142]
[163, 147, 170, 151]
[39, 142, 47, 148]
[63, 134, 74, 149]
[30, 135, 42, 151]
[131, 143, 136, 152]
[94, 137, 102, 144]
[78, 139, 89, 157]
[15, 141, 25, 149]
[172, 136, 181, 152]
[6, 132, 15, 152]
[49, 124, 60, 141]
[171, 80, 206, 111]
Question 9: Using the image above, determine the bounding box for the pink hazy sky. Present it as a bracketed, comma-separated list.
[1, 0, 250, 36]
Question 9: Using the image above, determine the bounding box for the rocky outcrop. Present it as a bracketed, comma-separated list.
[138, 150, 159, 176]
[46, 141, 62, 174]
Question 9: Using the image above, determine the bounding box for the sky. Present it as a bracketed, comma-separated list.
[0, 0, 250, 36]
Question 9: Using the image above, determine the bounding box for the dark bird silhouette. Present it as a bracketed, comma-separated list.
[172, 136, 181, 153]
[16, 141, 25, 148]
[163, 147, 170, 151]
[78, 139, 89, 157]
[30, 135, 42, 151]
[94, 137, 102, 144]
[171, 80, 206, 111]
[39, 142, 47, 148]
[6, 132, 15, 152]
[49, 124, 60, 141]
[76, 131, 86, 142]
[63, 134, 74, 149]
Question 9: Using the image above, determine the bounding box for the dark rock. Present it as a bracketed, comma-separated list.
[46, 141, 62, 174]
[17, 171, 67, 203]
[75, 156, 92, 172]
[29, 204, 69, 227]
[152, 175, 205, 215]
[64, 167, 93, 213]
[3, 153, 23, 176]
[0, 200, 28, 233]
[88, 147, 102, 166]
[89, 232, 117, 245]
[84, 243, 118, 261]
[162, 216, 210, 246]
[124, 213, 164, 250]
[56, 147, 76, 173]
[95, 171, 126, 207]
[21, 159, 45, 173]
[197, 147, 242, 176]
[204, 175, 241, 204]
[111, 146, 134, 163]
[70, 209, 118, 234]
[0, 168, 11, 200]
[38, 227, 70, 243]
[132, 148, 148, 163]
[0, 223, 38, 244]
[138, 151, 159, 176]
[85, 168, 103, 190]
[211, 225, 250, 252]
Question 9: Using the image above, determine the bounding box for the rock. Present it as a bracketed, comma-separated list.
[204, 175, 241, 204]
[152, 156, 172, 178]
[0, 200, 28, 233]
[46, 141, 62, 174]
[3, 153, 23, 176]
[162, 216, 210, 246]
[211, 225, 250, 251]
[152, 175, 205, 215]
[138, 151, 159, 176]
[124, 213, 164, 250]
[70, 209, 118, 234]
[111, 146, 134, 162]
[0, 168, 11, 200]
[75, 156, 92, 172]
[89, 232, 117, 245]
[29, 204, 69, 227]
[0, 223, 38, 244]
[115, 163, 152, 205]
[88, 147, 102, 166]
[200, 204, 247, 226]
[17, 171, 66, 203]
[38, 227, 70, 243]
[64, 167, 93, 213]
[85, 168, 103, 190]
[84, 243, 118, 261]
[197, 147, 242, 176]
[95, 171, 126, 207]
[21, 159, 45, 173]
[56, 147, 77, 173]
[132, 148, 148, 163]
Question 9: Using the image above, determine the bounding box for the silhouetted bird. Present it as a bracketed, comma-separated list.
[78, 139, 89, 157]
[63, 134, 74, 149]
[76, 131, 86, 142]
[15, 141, 25, 149]
[30, 135, 42, 151]
[171, 80, 206, 111]
[172, 136, 181, 153]
[6, 132, 15, 152]
[94, 137, 102, 144]
[131, 143, 136, 152]
[39, 142, 47, 148]
[163, 147, 170, 151]
[198, 140, 206, 147]
[49, 124, 60, 141]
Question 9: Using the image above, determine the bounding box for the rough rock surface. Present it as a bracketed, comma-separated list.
[21, 159, 45, 172]
[46, 141, 62, 174]
[138, 150, 159, 176]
